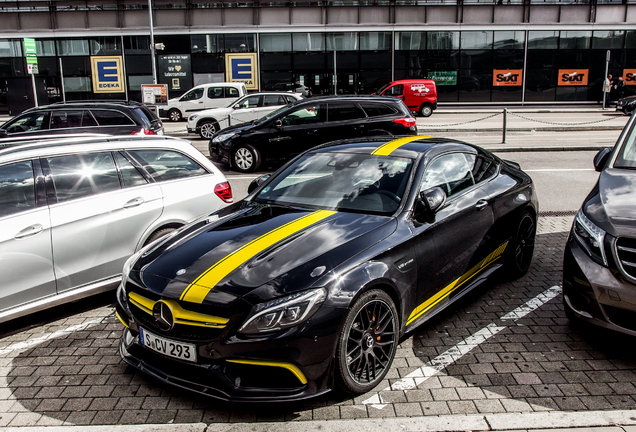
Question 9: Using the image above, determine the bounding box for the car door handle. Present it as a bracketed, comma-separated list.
[124, 197, 145, 208]
[475, 199, 489, 211]
[15, 224, 44, 239]
[307, 129, 318, 135]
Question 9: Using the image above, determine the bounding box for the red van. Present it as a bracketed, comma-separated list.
[375, 79, 438, 117]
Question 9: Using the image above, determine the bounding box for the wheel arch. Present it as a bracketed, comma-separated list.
[136, 222, 184, 251]
[197, 117, 218, 129]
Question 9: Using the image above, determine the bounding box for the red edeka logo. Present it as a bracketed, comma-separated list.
[558, 69, 588, 86]
[492, 70, 523, 87]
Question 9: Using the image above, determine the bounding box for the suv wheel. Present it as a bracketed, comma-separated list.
[168, 109, 182, 122]
[198, 120, 218, 139]
[232, 145, 261, 173]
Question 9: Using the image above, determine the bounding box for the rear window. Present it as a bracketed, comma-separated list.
[359, 103, 397, 117]
[127, 149, 208, 181]
[91, 110, 136, 126]
[47, 152, 121, 202]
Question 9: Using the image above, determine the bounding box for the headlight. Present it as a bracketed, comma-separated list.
[212, 132, 237, 143]
[189, 114, 199, 121]
[238, 288, 327, 334]
[573, 209, 607, 266]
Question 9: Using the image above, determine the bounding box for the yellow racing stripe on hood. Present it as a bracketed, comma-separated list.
[180, 210, 336, 303]
[371, 136, 431, 156]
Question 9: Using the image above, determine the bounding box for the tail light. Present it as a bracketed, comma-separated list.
[214, 181, 233, 203]
[131, 128, 156, 136]
[393, 117, 417, 128]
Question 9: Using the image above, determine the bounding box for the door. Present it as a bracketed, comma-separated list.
[5, 77, 42, 116]
[409, 152, 495, 324]
[229, 94, 261, 125]
[0, 160, 56, 312]
[179, 87, 206, 114]
[1, 110, 51, 138]
[271, 102, 327, 159]
[44, 151, 163, 292]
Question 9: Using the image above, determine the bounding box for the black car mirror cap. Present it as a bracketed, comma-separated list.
[0, 128, 7, 138]
[593, 147, 612, 172]
[247, 173, 272, 194]
[414, 186, 446, 221]
[274, 119, 283, 128]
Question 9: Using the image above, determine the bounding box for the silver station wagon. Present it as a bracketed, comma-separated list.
[0, 135, 232, 323]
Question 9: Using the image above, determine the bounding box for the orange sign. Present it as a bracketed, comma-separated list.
[558, 69, 588, 86]
[624, 69, 636, 85]
[492, 70, 523, 86]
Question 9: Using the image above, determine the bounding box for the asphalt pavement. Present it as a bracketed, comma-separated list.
[1, 106, 634, 432]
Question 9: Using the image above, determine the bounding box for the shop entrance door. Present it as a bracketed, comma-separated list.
[5, 77, 47, 116]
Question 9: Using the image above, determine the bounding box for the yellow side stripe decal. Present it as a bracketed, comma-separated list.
[371, 136, 431, 156]
[180, 210, 336, 304]
[406, 241, 508, 326]
[227, 359, 308, 385]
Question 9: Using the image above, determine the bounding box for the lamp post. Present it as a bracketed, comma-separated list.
[148, 0, 157, 85]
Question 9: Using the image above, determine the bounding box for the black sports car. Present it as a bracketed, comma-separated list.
[116, 136, 538, 402]
[616, 95, 636, 115]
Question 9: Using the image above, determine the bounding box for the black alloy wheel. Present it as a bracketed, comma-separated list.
[505, 211, 536, 278]
[336, 290, 398, 394]
[168, 109, 182, 122]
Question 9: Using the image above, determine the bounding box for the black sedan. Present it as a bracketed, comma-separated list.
[116, 136, 538, 402]
[563, 113, 636, 335]
[616, 95, 636, 115]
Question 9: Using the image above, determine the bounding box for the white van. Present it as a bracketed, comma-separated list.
[160, 82, 248, 122]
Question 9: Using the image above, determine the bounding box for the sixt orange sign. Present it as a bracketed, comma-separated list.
[558, 69, 588, 86]
[624, 69, 636, 85]
[493, 70, 523, 86]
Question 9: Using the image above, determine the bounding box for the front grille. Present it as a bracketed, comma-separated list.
[615, 237, 636, 282]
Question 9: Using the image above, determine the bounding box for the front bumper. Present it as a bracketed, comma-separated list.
[208, 142, 230, 164]
[563, 234, 636, 336]
[116, 286, 344, 402]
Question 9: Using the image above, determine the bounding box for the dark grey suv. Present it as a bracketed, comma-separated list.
[0, 101, 163, 139]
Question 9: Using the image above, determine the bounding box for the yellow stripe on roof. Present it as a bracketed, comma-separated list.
[371, 136, 432, 156]
[180, 210, 336, 304]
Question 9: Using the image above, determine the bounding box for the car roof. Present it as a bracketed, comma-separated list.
[295, 95, 403, 104]
[0, 136, 197, 163]
[24, 101, 146, 112]
[310, 136, 480, 160]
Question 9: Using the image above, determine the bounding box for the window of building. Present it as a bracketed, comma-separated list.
[225, 34, 256, 53]
[293, 33, 326, 52]
[528, 31, 559, 49]
[494, 31, 525, 50]
[396, 32, 426, 51]
[36, 40, 57, 57]
[0, 40, 22, 58]
[261, 34, 293, 52]
[592, 31, 625, 49]
[327, 33, 359, 51]
[461, 31, 493, 50]
[360, 32, 391, 51]
[191, 34, 222, 53]
[427, 32, 460, 50]
[56, 39, 90, 56]
[560, 31, 592, 50]
[90, 37, 121, 55]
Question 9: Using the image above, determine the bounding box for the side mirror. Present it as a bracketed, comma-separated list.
[593, 147, 612, 172]
[247, 173, 272, 194]
[414, 186, 446, 222]
[274, 119, 283, 128]
[0, 128, 7, 138]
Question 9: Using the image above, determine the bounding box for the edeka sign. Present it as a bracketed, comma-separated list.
[225, 53, 258, 90]
[90, 56, 125, 93]
[493, 70, 523, 86]
[623, 69, 636, 85]
[558, 69, 588, 86]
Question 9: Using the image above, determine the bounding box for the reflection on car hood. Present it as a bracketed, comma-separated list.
[130, 202, 396, 305]
[585, 168, 636, 237]
[217, 122, 256, 135]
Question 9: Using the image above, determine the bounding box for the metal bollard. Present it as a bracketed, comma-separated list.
[502, 108, 507, 144]
[228, 114, 231, 127]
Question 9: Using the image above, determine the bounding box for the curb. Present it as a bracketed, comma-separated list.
[483, 145, 608, 153]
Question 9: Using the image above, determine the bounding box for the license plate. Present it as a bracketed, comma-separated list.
[139, 327, 197, 363]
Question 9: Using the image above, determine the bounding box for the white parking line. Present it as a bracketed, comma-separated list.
[0, 317, 106, 356]
[362, 285, 562, 409]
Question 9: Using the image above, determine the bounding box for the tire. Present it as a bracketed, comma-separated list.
[143, 227, 176, 247]
[232, 144, 261, 173]
[419, 104, 433, 117]
[504, 211, 536, 279]
[336, 289, 398, 395]
[168, 109, 182, 122]
[198, 120, 218, 139]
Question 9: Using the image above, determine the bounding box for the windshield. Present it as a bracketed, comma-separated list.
[255, 152, 413, 215]
[615, 120, 636, 169]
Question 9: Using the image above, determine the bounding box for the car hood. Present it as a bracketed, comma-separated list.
[218, 122, 257, 135]
[585, 168, 636, 237]
[129, 202, 396, 306]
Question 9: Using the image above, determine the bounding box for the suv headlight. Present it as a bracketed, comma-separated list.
[212, 132, 237, 143]
[238, 288, 326, 334]
[573, 209, 607, 266]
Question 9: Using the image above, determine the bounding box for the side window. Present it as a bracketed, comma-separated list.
[47, 152, 121, 202]
[0, 161, 36, 218]
[470, 154, 499, 183]
[208, 87, 224, 99]
[237, 96, 260, 109]
[82, 110, 98, 127]
[385, 85, 403, 96]
[360, 103, 396, 117]
[183, 88, 204, 101]
[263, 95, 286, 107]
[226, 87, 239, 98]
[283, 95, 298, 104]
[280, 104, 322, 126]
[327, 103, 366, 122]
[50, 111, 82, 129]
[127, 150, 207, 182]
[4, 112, 50, 133]
[114, 152, 148, 188]
[91, 110, 135, 126]
[420, 153, 476, 197]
